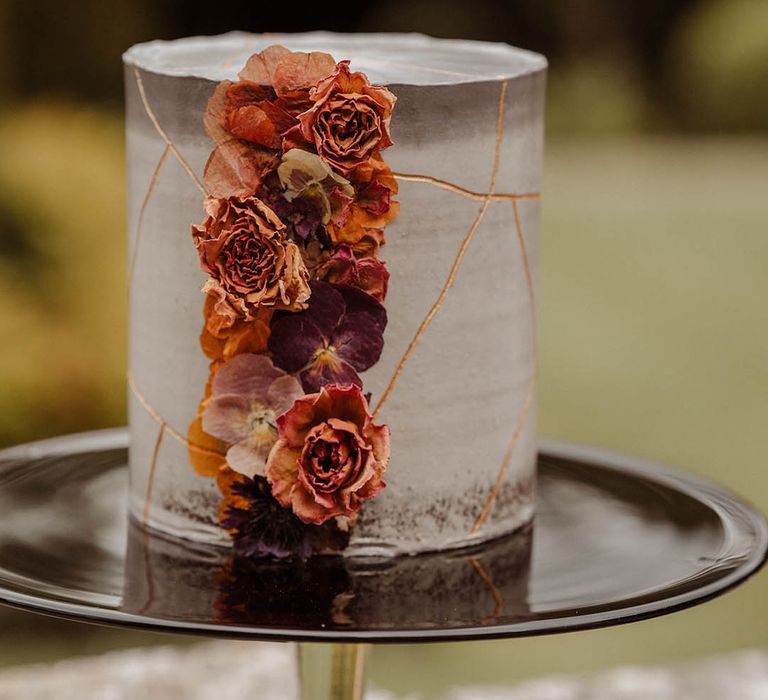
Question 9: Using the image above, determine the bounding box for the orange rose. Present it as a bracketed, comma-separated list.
[296, 61, 396, 175]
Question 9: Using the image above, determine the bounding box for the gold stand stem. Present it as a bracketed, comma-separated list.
[298, 643, 369, 700]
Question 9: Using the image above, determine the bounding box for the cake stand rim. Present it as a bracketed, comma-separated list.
[0, 429, 765, 644]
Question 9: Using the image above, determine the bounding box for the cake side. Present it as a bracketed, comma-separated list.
[125, 33, 545, 556]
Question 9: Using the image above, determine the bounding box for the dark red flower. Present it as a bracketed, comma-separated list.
[317, 245, 389, 302]
[268, 280, 386, 393]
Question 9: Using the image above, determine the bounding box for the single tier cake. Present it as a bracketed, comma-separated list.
[123, 32, 546, 557]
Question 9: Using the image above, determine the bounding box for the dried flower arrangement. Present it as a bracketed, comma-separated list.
[186, 46, 398, 558]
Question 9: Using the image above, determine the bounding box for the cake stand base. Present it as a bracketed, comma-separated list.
[299, 644, 368, 700]
[0, 429, 765, 698]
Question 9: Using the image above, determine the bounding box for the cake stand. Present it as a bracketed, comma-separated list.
[0, 429, 764, 699]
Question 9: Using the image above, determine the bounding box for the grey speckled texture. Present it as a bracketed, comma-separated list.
[125, 33, 545, 555]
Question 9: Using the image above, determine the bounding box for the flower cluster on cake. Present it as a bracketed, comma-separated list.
[184, 46, 399, 559]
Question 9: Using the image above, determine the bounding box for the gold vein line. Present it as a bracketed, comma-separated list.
[469, 556, 504, 623]
[466, 202, 538, 534]
[469, 379, 534, 534]
[129, 144, 170, 285]
[143, 422, 165, 525]
[133, 67, 207, 197]
[393, 172, 540, 203]
[127, 372, 224, 458]
[372, 79, 509, 418]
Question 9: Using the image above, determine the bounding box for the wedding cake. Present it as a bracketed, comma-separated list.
[123, 32, 545, 557]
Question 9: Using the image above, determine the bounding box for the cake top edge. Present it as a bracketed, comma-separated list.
[123, 31, 547, 86]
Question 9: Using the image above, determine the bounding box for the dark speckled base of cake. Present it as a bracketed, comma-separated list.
[347, 475, 536, 556]
[140, 472, 537, 558]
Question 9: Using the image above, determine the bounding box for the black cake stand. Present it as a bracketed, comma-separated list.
[0, 429, 765, 699]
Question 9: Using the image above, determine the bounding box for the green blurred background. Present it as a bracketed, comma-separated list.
[1, 0, 767, 696]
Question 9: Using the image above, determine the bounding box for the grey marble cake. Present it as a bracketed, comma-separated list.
[123, 32, 545, 557]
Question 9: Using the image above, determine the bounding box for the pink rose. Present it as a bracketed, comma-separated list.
[266, 384, 390, 525]
[293, 61, 396, 175]
[192, 196, 310, 319]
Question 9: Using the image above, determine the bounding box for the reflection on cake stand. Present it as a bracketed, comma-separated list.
[0, 429, 765, 699]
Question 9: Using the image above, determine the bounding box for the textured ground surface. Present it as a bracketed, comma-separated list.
[0, 641, 767, 699]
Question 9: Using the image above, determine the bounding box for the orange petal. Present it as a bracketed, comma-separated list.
[291, 481, 341, 525]
[272, 51, 336, 95]
[264, 440, 301, 508]
[204, 80, 232, 145]
[204, 140, 277, 198]
[217, 465, 251, 510]
[238, 45, 292, 83]
[187, 412, 227, 477]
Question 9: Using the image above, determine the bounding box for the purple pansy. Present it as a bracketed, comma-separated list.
[201, 354, 304, 478]
[260, 173, 326, 242]
[268, 280, 387, 393]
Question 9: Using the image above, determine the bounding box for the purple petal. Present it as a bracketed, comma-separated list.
[333, 313, 385, 371]
[306, 280, 346, 338]
[268, 316, 325, 373]
[202, 394, 253, 444]
[300, 358, 362, 393]
[267, 190, 324, 241]
[212, 354, 285, 401]
[334, 283, 387, 333]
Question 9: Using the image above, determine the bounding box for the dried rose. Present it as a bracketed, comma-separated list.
[268, 280, 386, 393]
[193, 196, 311, 319]
[289, 61, 396, 175]
[266, 383, 390, 525]
[317, 245, 389, 302]
[202, 354, 304, 478]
